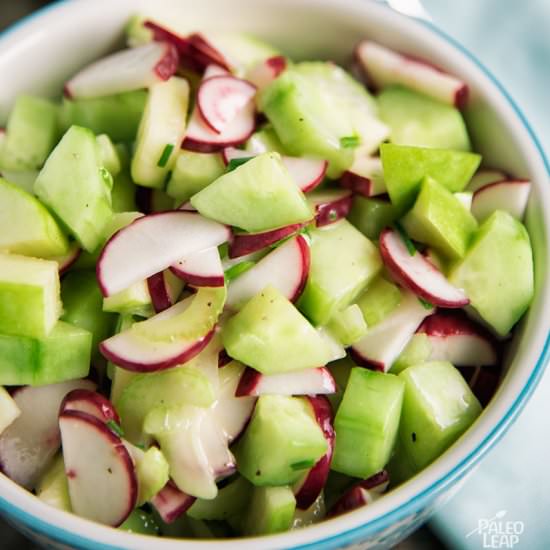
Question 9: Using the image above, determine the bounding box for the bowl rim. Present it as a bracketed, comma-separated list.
[0, 0, 549, 548]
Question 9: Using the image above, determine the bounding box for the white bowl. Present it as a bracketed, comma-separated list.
[0, 0, 549, 548]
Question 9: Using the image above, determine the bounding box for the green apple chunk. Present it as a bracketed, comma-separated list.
[235, 395, 328, 486]
[0, 178, 69, 257]
[298, 220, 382, 326]
[0, 95, 59, 171]
[166, 151, 225, 202]
[191, 152, 312, 232]
[0, 253, 60, 338]
[332, 368, 404, 479]
[0, 321, 91, 386]
[398, 361, 481, 471]
[61, 90, 147, 142]
[449, 210, 534, 336]
[242, 486, 296, 536]
[380, 143, 481, 211]
[348, 196, 399, 241]
[378, 85, 471, 152]
[223, 286, 332, 374]
[36, 455, 71, 512]
[34, 125, 114, 252]
[402, 176, 478, 260]
[61, 271, 115, 357]
[356, 276, 402, 327]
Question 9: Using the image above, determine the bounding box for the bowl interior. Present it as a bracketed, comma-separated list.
[0, 0, 548, 548]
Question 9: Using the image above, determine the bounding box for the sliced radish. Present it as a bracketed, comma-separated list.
[340, 156, 386, 197]
[361, 470, 390, 494]
[188, 33, 232, 72]
[236, 367, 336, 397]
[379, 228, 469, 308]
[197, 75, 256, 134]
[51, 242, 81, 276]
[97, 211, 230, 297]
[417, 311, 498, 366]
[307, 189, 353, 227]
[355, 40, 468, 108]
[226, 235, 310, 310]
[471, 180, 531, 223]
[60, 389, 120, 424]
[65, 42, 178, 99]
[171, 246, 225, 287]
[59, 410, 137, 526]
[467, 169, 508, 192]
[294, 395, 335, 510]
[147, 269, 185, 313]
[151, 480, 196, 523]
[0, 380, 95, 489]
[351, 291, 433, 372]
[229, 223, 306, 259]
[222, 147, 327, 193]
[203, 63, 230, 80]
[218, 349, 233, 368]
[245, 55, 287, 90]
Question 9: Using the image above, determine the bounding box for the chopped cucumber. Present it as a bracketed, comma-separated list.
[348, 196, 399, 241]
[242, 486, 296, 536]
[119, 509, 160, 536]
[96, 134, 122, 176]
[327, 304, 368, 346]
[35, 455, 71, 512]
[390, 333, 432, 374]
[356, 276, 402, 328]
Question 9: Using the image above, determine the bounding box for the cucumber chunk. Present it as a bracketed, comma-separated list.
[0, 253, 60, 339]
[119, 509, 160, 536]
[0, 178, 69, 257]
[223, 286, 332, 374]
[190, 152, 312, 233]
[111, 169, 137, 212]
[390, 333, 432, 374]
[96, 134, 122, 176]
[127, 444, 170, 506]
[332, 368, 404, 479]
[36, 455, 71, 512]
[235, 395, 327, 486]
[356, 276, 402, 327]
[242, 486, 296, 536]
[348, 196, 399, 241]
[326, 304, 368, 346]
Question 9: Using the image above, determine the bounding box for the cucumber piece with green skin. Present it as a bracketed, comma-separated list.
[0, 321, 91, 386]
[356, 276, 402, 328]
[0, 387, 20, 434]
[223, 286, 332, 374]
[61, 90, 147, 142]
[166, 151, 225, 202]
[96, 134, 122, 177]
[36, 455, 71, 512]
[390, 333, 432, 374]
[398, 361, 482, 471]
[34, 125, 114, 252]
[380, 143, 481, 211]
[61, 271, 115, 357]
[0, 253, 60, 339]
[119, 509, 160, 536]
[326, 304, 368, 347]
[0, 170, 38, 194]
[235, 395, 328, 486]
[332, 367, 405, 479]
[385, 437, 417, 486]
[0, 96, 59, 171]
[111, 169, 137, 212]
[402, 176, 478, 260]
[0, 178, 69, 257]
[348, 196, 399, 241]
[298, 220, 382, 326]
[448, 210, 534, 336]
[327, 357, 354, 410]
[378, 85, 471, 152]
[103, 280, 152, 317]
[245, 126, 286, 154]
[131, 77, 189, 189]
[241, 486, 296, 536]
[191, 152, 312, 233]
[109, 315, 140, 403]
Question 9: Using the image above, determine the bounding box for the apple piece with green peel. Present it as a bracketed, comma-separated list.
[348, 195, 399, 241]
[398, 361, 482, 471]
[332, 368, 404, 479]
[0, 253, 61, 339]
[380, 143, 480, 211]
[191, 152, 312, 233]
[36, 455, 71, 512]
[448, 210, 534, 336]
[242, 486, 296, 536]
[355, 276, 402, 328]
[223, 286, 332, 374]
[402, 176, 478, 260]
[377, 85, 471, 151]
[0, 178, 69, 257]
[34, 125, 114, 252]
[234, 395, 328, 486]
[298, 219, 382, 326]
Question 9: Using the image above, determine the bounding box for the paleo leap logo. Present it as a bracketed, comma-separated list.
[466, 510, 524, 548]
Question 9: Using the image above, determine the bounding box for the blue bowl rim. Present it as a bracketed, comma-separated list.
[0, 1, 548, 548]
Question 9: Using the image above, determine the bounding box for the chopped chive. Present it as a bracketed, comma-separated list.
[134, 442, 146, 451]
[157, 143, 175, 168]
[225, 261, 256, 281]
[418, 297, 434, 310]
[226, 156, 254, 172]
[340, 135, 360, 149]
[290, 459, 316, 471]
[106, 419, 125, 438]
[394, 221, 416, 256]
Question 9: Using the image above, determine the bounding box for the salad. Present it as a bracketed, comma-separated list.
[0, 15, 534, 539]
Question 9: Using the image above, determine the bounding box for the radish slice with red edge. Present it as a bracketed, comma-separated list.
[60, 389, 120, 424]
[308, 190, 353, 227]
[467, 169, 508, 192]
[379, 227, 469, 308]
[197, 75, 256, 134]
[65, 42, 178, 99]
[147, 270, 185, 313]
[471, 179, 530, 223]
[340, 156, 386, 197]
[51, 242, 81, 275]
[355, 40, 468, 108]
[170, 246, 225, 287]
[245, 55, 287, 90]
[151, 480, 196, 523]
[188, 33, 232, 72]
[203, 64, 230, 79]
